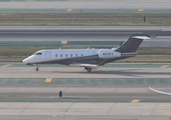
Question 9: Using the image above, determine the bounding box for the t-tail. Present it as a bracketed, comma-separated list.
[115, 34, 150, 53]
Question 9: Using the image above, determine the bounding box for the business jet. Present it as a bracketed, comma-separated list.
[23, 34, 150, 72]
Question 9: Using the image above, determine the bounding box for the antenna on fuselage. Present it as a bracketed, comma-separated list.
[120, 41, 123, 46]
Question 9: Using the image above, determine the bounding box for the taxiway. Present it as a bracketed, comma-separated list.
[0, 63, 171, 120]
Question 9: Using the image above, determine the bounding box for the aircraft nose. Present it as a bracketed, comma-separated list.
[23, 57, 32, 65]
[23, 55, 36, 65]
[22, 58, 28, 64]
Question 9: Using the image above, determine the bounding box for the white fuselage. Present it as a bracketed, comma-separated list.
[23, 49, 122, 65]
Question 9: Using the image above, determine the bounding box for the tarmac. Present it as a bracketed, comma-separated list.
[1, 26, 171, 47]
[1, 0, 171, 119]
[0, 63, 171, 119]
[0, 0, 171, 13]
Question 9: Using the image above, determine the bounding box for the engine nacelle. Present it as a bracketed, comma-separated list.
[98, 49, 121, 59]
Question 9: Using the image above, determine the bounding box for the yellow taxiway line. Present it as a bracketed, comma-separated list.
[131, 99, 139, 103]
[160, 65, 169, 68]
[138, 8, 144, 12]
[67, 8, 73, 12]
[1, 64, 11, 67]
[44, 78, 53, 82]
[61, 40, 68, 44]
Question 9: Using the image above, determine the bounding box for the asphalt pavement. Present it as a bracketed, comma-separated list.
[0, 26, 171, 47]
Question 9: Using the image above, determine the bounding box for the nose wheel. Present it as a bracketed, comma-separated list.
[85, 67, 92, 72]
[36, 64, 39, 71]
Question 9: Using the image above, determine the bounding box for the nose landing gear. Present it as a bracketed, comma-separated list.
[85, 67, 92, 72]
[36, 64, 39, 71]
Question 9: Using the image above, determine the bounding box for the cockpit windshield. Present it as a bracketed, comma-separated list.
[34, 52, 42, 55]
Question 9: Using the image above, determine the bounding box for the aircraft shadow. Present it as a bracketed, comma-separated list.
[60, 97, 88, 99]
[42, 69, 171, 77]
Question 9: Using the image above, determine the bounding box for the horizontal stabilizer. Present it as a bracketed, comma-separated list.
[132, 36, 150, 40]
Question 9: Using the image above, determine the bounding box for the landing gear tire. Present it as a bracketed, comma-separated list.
[36, 68, 39, 71]
[36, 64, 39, 71]
[59, 91, 62, 98]
[85, 67, 92, 72]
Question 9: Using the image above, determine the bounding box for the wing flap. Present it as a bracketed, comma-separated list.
[69, 64, 98, 69]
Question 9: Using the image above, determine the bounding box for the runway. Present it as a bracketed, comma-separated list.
[1, 0, 171, 119]
[0, 26, 171, 47]
[0, 62, 171, 119]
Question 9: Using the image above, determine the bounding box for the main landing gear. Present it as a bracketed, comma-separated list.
[85, 67, 92, 72]
[36, 64, 39, 71]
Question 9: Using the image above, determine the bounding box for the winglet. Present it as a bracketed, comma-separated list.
[115, 34, 150, 53]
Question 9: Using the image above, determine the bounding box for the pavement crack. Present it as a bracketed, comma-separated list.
[113, 88, 117, 93]
[76, 69, 84, 78]
[150, 103, 158, 115]
[19, 102, 32, 115]
[28, 70, 36, 78]
[12, 87, 18, 93]
[63, 87, 68, 93]
[64, 102, 74, 115]
[107, 103, 116, 115]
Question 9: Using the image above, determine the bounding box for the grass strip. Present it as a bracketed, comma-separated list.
[0, 13, 171, 26]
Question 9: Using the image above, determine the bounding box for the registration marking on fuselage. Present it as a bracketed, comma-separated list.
[45, 78, 53, 82]
[131, 99, 139, 103]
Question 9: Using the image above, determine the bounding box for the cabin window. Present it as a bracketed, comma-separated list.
[81, 54, 83, 56]
[70, 54, 73, 57]
[60, 54, 63, 57]
[76, 54, 78, 57]
[56, 54, 58, 58]
[65, 54, 68, 57]
[35, 52, 42, 55]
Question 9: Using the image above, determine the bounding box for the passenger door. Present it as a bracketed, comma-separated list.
[45, 51, 51, 62]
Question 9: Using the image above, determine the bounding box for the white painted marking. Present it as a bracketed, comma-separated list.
[161, 29, 171, 31]
[1, 64, 11, 67]
[149, 87, 171, 95]
[156, 36, 171, 39]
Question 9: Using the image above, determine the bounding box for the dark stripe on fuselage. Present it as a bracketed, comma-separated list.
[29, 53, 135, 66]
[31, 54, 99, 65]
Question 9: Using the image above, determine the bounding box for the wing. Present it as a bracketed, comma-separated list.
[149, 87, 171, 95]
[69, 63, 99, 69]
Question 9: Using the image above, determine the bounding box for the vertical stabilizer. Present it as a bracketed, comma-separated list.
[115, 34, 150, 53]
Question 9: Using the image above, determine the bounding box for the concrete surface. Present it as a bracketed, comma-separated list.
[0, 0, 171, 13]
[0, 63, 171, 119]
[0, 102, 171, 116]
[0, 26, 171, 47]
